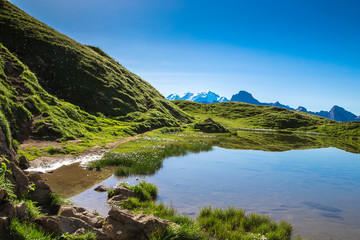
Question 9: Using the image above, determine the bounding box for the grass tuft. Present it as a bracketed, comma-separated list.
[198, 206, 293, 240]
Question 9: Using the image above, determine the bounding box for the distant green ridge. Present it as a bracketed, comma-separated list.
[173, 100, 360, 136]
[0, 0, 189, 121]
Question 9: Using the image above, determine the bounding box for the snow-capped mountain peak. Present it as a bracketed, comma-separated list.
[167, 91, 228, 103]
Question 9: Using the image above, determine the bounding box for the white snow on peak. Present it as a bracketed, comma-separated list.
[166, 91, 228, 103]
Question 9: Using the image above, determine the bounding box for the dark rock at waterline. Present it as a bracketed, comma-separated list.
[26, 172, 43, 182]
[94, 185, 109, 192]
[29, 180, 52, 205]
[108, 186, 136, 204]
[18, 155, 30, 170]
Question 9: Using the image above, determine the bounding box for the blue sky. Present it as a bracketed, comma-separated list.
[10, 0, 360, 114]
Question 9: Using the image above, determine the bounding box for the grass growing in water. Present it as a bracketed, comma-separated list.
[115, 182, 295, 240]
[87, 132, 212, 176]
[198, 206, 293, 240]
[114, 182, 206, 240]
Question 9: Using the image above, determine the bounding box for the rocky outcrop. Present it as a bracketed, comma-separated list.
[103, 208, 172, 240]
[35, 215, 108, 239]
[108, 186, 136, 204]
[28, 180, 52, 206]
[18, 155, 30, 170]
[194, 118, 229, 133]
[8, 161, 29, 196]
[14, 202, 28, 220]
[58, 206, 105, 229]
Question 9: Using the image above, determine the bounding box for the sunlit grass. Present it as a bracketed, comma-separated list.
[198, 206, 293, 240]
[87, 132, 212, 176]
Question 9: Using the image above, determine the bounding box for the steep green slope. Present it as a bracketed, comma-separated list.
[173, 100, 360, 136]
[0, 0, 189, 121]
[0, 43, 136, 148]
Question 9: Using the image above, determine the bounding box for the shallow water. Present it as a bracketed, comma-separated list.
[71, 146, 360, 239]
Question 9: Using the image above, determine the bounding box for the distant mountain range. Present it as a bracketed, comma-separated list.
[167, 91, 228, 103]
[167, 90, 360, 122]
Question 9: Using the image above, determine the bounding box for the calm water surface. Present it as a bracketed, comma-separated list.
[71, 147, 360, 239]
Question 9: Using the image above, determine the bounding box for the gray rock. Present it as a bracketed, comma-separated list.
[9, 161, 29, 196]
[18, 155, 30, 170]
[103, 208, 172, 240]
[27, 172, 43, 182]
[0, 202, 15, 218]
[95, 185, 109, 192]
[29, 180, 51, 205]
[36, 216, 109, 240]
[108, 186, 136, 204]
[58, 206, 105, 228]
[15, 201, 28, 220]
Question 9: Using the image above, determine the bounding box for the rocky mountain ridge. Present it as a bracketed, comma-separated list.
[167, 90, 228, 104]
[167, 90, 359, 122]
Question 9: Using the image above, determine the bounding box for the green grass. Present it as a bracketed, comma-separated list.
[116, 182, 296, 240]
[87, 131, 212, 176]
[113, 181, 158, 201]
[4, 219, 96, 240]
[6, 219, 53, 240]
[13, 199, 44, 220]
[0, 0, 190, 122]
[47, 192, 72, 215]
[198, 206, 293, 240]
[116, 182, 206, 240]
[173, 100, 360, 136]
[0, 158, 16, 199]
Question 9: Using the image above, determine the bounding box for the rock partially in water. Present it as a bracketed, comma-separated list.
[29, 180, 52, 205]
[108, 186, 136, 204]
[103, 208, 172, 240]
[95, 185, 109, 192]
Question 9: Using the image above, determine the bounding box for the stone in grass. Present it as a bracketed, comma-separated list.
[108, 186, 136, 204]
[94, 185, 109, 192]
[194, 118, 229, 133]
[103, 208, 173, 240]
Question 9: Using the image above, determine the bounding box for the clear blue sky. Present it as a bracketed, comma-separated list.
[10, 0, 360, 114]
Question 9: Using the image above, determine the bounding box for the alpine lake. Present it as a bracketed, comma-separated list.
[40, 131, 360, 240]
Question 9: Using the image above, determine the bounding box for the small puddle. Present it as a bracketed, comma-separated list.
[40, 162, 115, 199]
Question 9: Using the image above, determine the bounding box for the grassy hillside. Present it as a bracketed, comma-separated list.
[173, 100, 360, 136]
[0, 43, 137, 146]
[0, 0, 189, 122]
